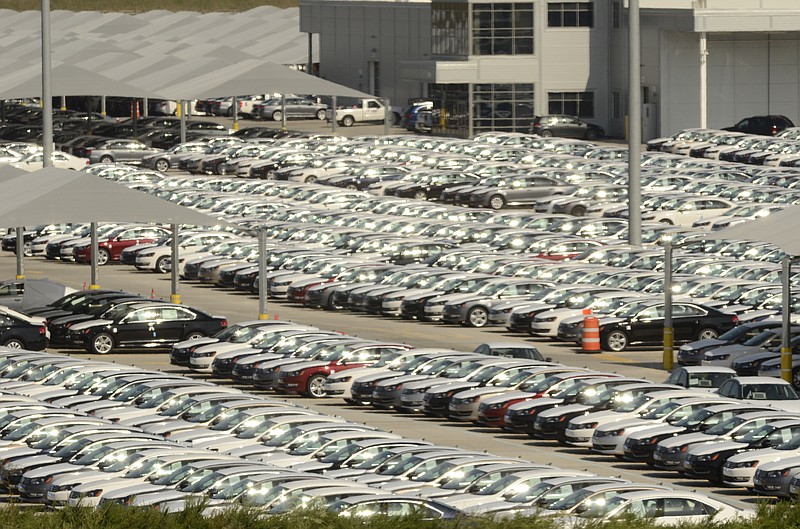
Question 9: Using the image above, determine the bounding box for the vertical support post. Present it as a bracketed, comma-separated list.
[41, 0, 53, 168]
[699, 32, 708, 129]
[280, 94, 287, 130]
[143, 97, 149, 117]
[258, 228, 269, 320]
[89, 221, 100, 290]
[383, 97, 391, 136]
[15, 227, 24, 280]
[782, 256, 793, 384]
[307, 33, 313, 75]
[170, 223, 181, 304]
[59, 95, 66, 111]
[331, 96, 338, 134]
[232, 96, 239, 132]
[663, 239, 674, 371]
[179, 100, 187, 144]
[100, 96, 107, 115]
[627, 0, 642, 247]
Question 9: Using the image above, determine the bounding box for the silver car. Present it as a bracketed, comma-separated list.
[254, 97, 328, 121]
[86, 139, 161, 164]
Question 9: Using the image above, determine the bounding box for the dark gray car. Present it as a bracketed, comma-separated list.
[86, 139, 161, 164]
[465, 176, 576, 210]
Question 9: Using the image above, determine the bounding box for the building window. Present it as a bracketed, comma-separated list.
[473, 83, 535, 133]
[548, 2, 594, 27]
[472, 3, 534, 56]
[612, 1, 621, 28]
[548, 91, 594, 117]
[612, 90, 621, 119]
[432, 2, 469, 56]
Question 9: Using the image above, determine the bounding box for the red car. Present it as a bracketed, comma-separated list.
[73, 225, 170, 266]
[276, 342, 412, 398]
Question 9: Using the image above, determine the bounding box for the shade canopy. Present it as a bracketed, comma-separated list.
[153, 60, 371, 100]
[0, 63, 168, 100]
[0, 167, 231, 228]
[713, 206, 800, 257]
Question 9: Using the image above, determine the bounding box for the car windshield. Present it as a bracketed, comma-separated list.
[743, 331, 780, 347]
[706, 415, 747, 436]
[578, 494, 628, 517]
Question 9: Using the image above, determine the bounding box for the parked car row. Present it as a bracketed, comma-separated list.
[0, 345, 757, 522]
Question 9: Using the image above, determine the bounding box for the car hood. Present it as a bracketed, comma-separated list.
[657, 432, 715, 449]
[680, 338, 727, 352]
[507, 396, 564, 412]
[537, 403, 593, 418]
[375, 374, 432, 387]
[481, 390, 533, 406]
[704, 344, 764, 359]
[689, 440, 748, 456]
[453, 386, 512, 399]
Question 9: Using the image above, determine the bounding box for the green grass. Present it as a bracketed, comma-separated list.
[0, 501, 794, 529]
[0, 1, 298, 13]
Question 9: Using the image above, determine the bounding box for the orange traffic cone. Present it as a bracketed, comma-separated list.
[581, 312, 601, 353]
[150, 288, 155, 299]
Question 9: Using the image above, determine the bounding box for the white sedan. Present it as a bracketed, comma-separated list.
[10, 151, 89, 171]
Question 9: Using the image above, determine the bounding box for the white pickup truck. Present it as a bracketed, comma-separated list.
[326, 98, 401, 127]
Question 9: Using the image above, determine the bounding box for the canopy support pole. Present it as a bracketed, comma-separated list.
[15, 227, 24, 280]
[663, 240, 673, 370]
[331, 96, 337, 134]
[384, 97, 391, 136]
[280, 94, 287, 130]
[89, 221, 100, 290]
[258, 228, 269, 320]
[179, 100, 187, 144]
[782, 256, 793, 384]
[170, 223, 180, 304]
[41, 0, 53, 168]
[232, 96, 239, 132]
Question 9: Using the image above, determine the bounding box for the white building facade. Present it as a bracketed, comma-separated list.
[300, 0, 800, 139]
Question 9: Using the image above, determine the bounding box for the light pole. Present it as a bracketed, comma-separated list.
[628, 0, 642, 247]
[258, 227, 269, 320]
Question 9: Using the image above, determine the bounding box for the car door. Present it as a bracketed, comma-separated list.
[151, 306, 197, 344]
[628, 305, 663, 343]
[114, 306, 163, 347]
[672, 304, 708, 341]
[561, 116, 587, 138]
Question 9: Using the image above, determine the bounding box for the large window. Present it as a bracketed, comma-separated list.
[474, 83, 535, 133]
[548, 91, 594, 117]
[432, 2, 469, 56]
[472, 3, 534, 55]
[548, 2, 594, 27]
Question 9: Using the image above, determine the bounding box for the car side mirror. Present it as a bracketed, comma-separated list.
[545, 357, 553, 362]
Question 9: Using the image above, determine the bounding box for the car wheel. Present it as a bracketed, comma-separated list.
[272, 110, 282, 121]
[413, 191, 427, 201]
[346, 184, 358, 190]
[660, 219, 674, 225]
[392, 112, 402, 125]
[603, 330, 629, 352]
[90, 333, 114, 354]
[540, 130, 553, 137]
[305, 175, 318, 184]
[341, 115, 355, 127]
[316, 109, 327, 120]
[155, 256, 169, 274]
[571, 205, 587, 216]
[185, 331, 206, 341]
[3, 338, 24, 349]
[489, 195, 505, 210]
[697, 327, 718, 341]
[23, 243, 32, 257]
[466, 307, 489, 328]
[306, 374, 327, 398]
[96, 248, 110, 266]
[585, 130, 599, 141]
[100, 155, 114, 163]
[155, 159, 170, 172]
[226, 107, 234, 117]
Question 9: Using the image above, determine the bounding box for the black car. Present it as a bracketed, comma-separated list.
[0, 306, 48, 350]
[63, 302, 227, 354]
[677, 320, 783, 366]
[598, 301, 739, 352]
[530, 115, 604, 140]
[723, 115, 795, 136]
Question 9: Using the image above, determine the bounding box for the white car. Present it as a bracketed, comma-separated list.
[572, 489, 753, 525]
[641, 196, 735, 227]
[134, 231, 236, 273]
[10, 151, 89, 171]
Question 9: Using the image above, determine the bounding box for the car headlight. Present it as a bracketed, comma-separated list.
[283, 370, 304, 377]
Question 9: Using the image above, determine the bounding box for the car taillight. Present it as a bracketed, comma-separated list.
[772, 124, 778, 135]
[85, 149, 91, 156]
[533, 123, 541, 129]
[220, 320, 228, 328]
[38, 326, 46, 335]
[731, 315, 739, 324]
